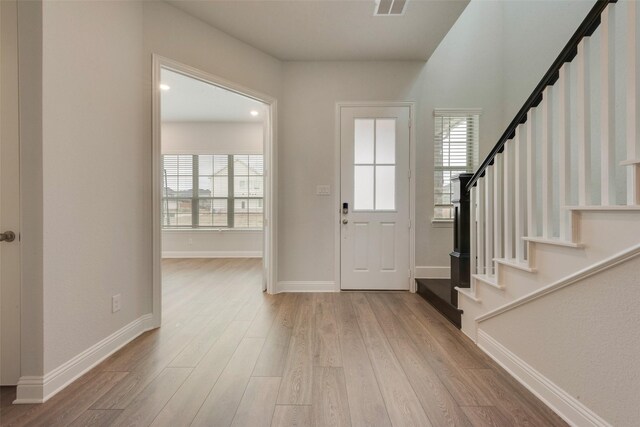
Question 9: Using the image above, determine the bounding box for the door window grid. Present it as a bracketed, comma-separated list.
[162, 154, 263, 229]
[353, 118, 396, 211]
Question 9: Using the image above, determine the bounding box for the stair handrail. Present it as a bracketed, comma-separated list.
[465, 0, 617, 191]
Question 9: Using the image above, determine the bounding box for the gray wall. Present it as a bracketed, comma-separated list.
[276, 0, 598, 280]
[481, 253, 640, 426]
[22, 0, 284, 377]
[161, 122, 263, 154]
[20, 0, 599, 378]
[279, 61, 424, 281]
[502, 0, 597, 126]
[414, 0, 506, 271]
[41, 0, 148, 372]
[161, 121, 264, 257]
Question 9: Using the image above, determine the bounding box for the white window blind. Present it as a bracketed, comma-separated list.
[162, 154, 264, 229]
[434, 109, 480, 220]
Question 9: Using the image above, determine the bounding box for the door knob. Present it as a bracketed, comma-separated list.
[342, 219, 348, 224]
[0, 231, 15, 242]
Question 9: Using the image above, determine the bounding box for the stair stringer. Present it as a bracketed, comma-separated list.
[474, 243, 640, 427]
[460, 210, 640, 340]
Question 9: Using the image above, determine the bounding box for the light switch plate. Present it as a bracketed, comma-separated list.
[316, 185, 331, 196]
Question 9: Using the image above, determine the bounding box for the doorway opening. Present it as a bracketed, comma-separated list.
[152, 57, 277, 327]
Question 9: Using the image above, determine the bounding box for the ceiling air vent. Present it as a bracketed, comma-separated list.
[374, 0, 408, 16]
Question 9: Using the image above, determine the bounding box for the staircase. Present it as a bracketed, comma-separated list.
[452, 1, 640, 423]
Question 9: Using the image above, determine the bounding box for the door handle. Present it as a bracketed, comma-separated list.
[0, 231, 15, 242]
[342, 219, 348, 224]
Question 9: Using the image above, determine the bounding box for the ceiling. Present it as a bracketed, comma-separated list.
[166, 0, 470, 61]
[161, 69, 266, 122]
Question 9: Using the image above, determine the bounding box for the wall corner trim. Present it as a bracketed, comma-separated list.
[476, 330, 612, 427]
[415, 266, 451, 279]
[276, 281, 338, 293]
[14, 313, 155, 404]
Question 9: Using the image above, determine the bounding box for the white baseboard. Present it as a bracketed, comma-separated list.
[162, 251, 262, 259]
[476, 330, 611, 427]
[14, 313, 154, 404]
[415, 266, 450, 279]
[276, 281, 338, 293]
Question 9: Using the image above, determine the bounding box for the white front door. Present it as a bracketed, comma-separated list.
[1, 0, 22, 385]
[340, 106, 410, 290]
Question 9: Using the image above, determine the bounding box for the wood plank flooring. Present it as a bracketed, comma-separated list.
[0, 258, 567, 426]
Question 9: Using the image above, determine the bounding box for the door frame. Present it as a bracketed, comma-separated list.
[151, 55, 278, 328]
[1, 0, 22, 385]
[334, 102, 416, 293]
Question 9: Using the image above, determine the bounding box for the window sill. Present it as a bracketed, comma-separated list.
[431, 219, 454, 228]
[162, 228, 263, 233]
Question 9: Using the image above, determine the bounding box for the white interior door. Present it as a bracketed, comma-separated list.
[1, 0, 22, 385]
[340, 106, 410, 290]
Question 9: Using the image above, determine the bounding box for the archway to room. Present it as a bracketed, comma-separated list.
[152, 57, 277, 328]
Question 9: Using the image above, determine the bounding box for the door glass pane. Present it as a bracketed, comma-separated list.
[354, 165, 374, 210]
[354, 119, 374, 164]
[375, 165, 395, 210]
[375, 119, 395, 164]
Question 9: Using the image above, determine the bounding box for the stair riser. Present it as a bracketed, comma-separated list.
[462, 211, 640, 338]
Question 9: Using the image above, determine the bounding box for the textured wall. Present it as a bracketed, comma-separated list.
[481, 254, 640, 426]
[41, 0, 148, 372]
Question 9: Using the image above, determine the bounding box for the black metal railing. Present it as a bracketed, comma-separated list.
[465, 0, 617, 191]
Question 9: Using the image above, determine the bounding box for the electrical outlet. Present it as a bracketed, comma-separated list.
[112, 294, 121, 313]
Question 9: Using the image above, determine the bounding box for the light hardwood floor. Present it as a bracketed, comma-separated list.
[0, 258, 566, 426]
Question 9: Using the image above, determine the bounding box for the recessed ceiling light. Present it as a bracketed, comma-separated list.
[159, 84, 171, 91]
[250, 110, 259, 117]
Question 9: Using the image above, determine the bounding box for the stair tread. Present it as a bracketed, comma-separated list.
[494, 258, 537, 273]
[565, 205, 640, 211]
[522, 237, 584, 248]
[472, 274, 503, 289]
[456, 287, 481, 303]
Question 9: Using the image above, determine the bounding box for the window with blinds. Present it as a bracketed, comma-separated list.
[162, 154, 264, 229]
[434, 109, 480, 220]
